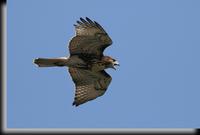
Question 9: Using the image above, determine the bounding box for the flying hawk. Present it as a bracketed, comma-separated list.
[34, 17, 119, 106]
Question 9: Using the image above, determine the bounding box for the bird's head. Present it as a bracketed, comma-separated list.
[102, 56, 120, 70]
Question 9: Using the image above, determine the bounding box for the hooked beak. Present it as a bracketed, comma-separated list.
[112, 61, 120, 70]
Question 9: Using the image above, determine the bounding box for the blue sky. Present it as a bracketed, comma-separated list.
[7, 0, 200, 128]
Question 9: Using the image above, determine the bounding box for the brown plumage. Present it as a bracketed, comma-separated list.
[34, 17, 119, 106]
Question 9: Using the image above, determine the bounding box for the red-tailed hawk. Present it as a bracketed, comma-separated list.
[34, 17, 119, 106]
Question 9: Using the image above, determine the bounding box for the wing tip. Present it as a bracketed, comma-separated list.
[75, 17, 105, 31]
[72, 101, 79, 107]
[80, 17, 84, 21]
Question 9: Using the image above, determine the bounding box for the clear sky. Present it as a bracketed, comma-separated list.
[7, 0, 200, 128]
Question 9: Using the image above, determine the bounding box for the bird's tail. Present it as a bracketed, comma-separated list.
[34, 57, 69, 67]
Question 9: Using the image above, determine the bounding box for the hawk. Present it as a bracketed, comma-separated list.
[34, 17, 119, 106]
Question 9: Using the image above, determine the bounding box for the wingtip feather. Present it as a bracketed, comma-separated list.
[72, 101, 79, 107]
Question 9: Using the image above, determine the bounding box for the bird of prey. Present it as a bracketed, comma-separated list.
[34, 17, 119, 106]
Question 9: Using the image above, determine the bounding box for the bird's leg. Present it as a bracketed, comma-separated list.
[90, 63, 106, 72]
[95, 79, 107, 90]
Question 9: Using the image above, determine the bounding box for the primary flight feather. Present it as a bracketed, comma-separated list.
[34, 17, 119, 106]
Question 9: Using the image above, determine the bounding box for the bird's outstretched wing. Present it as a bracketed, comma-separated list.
[69, 17, 113, 60]
[68, 68, 112, 106]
